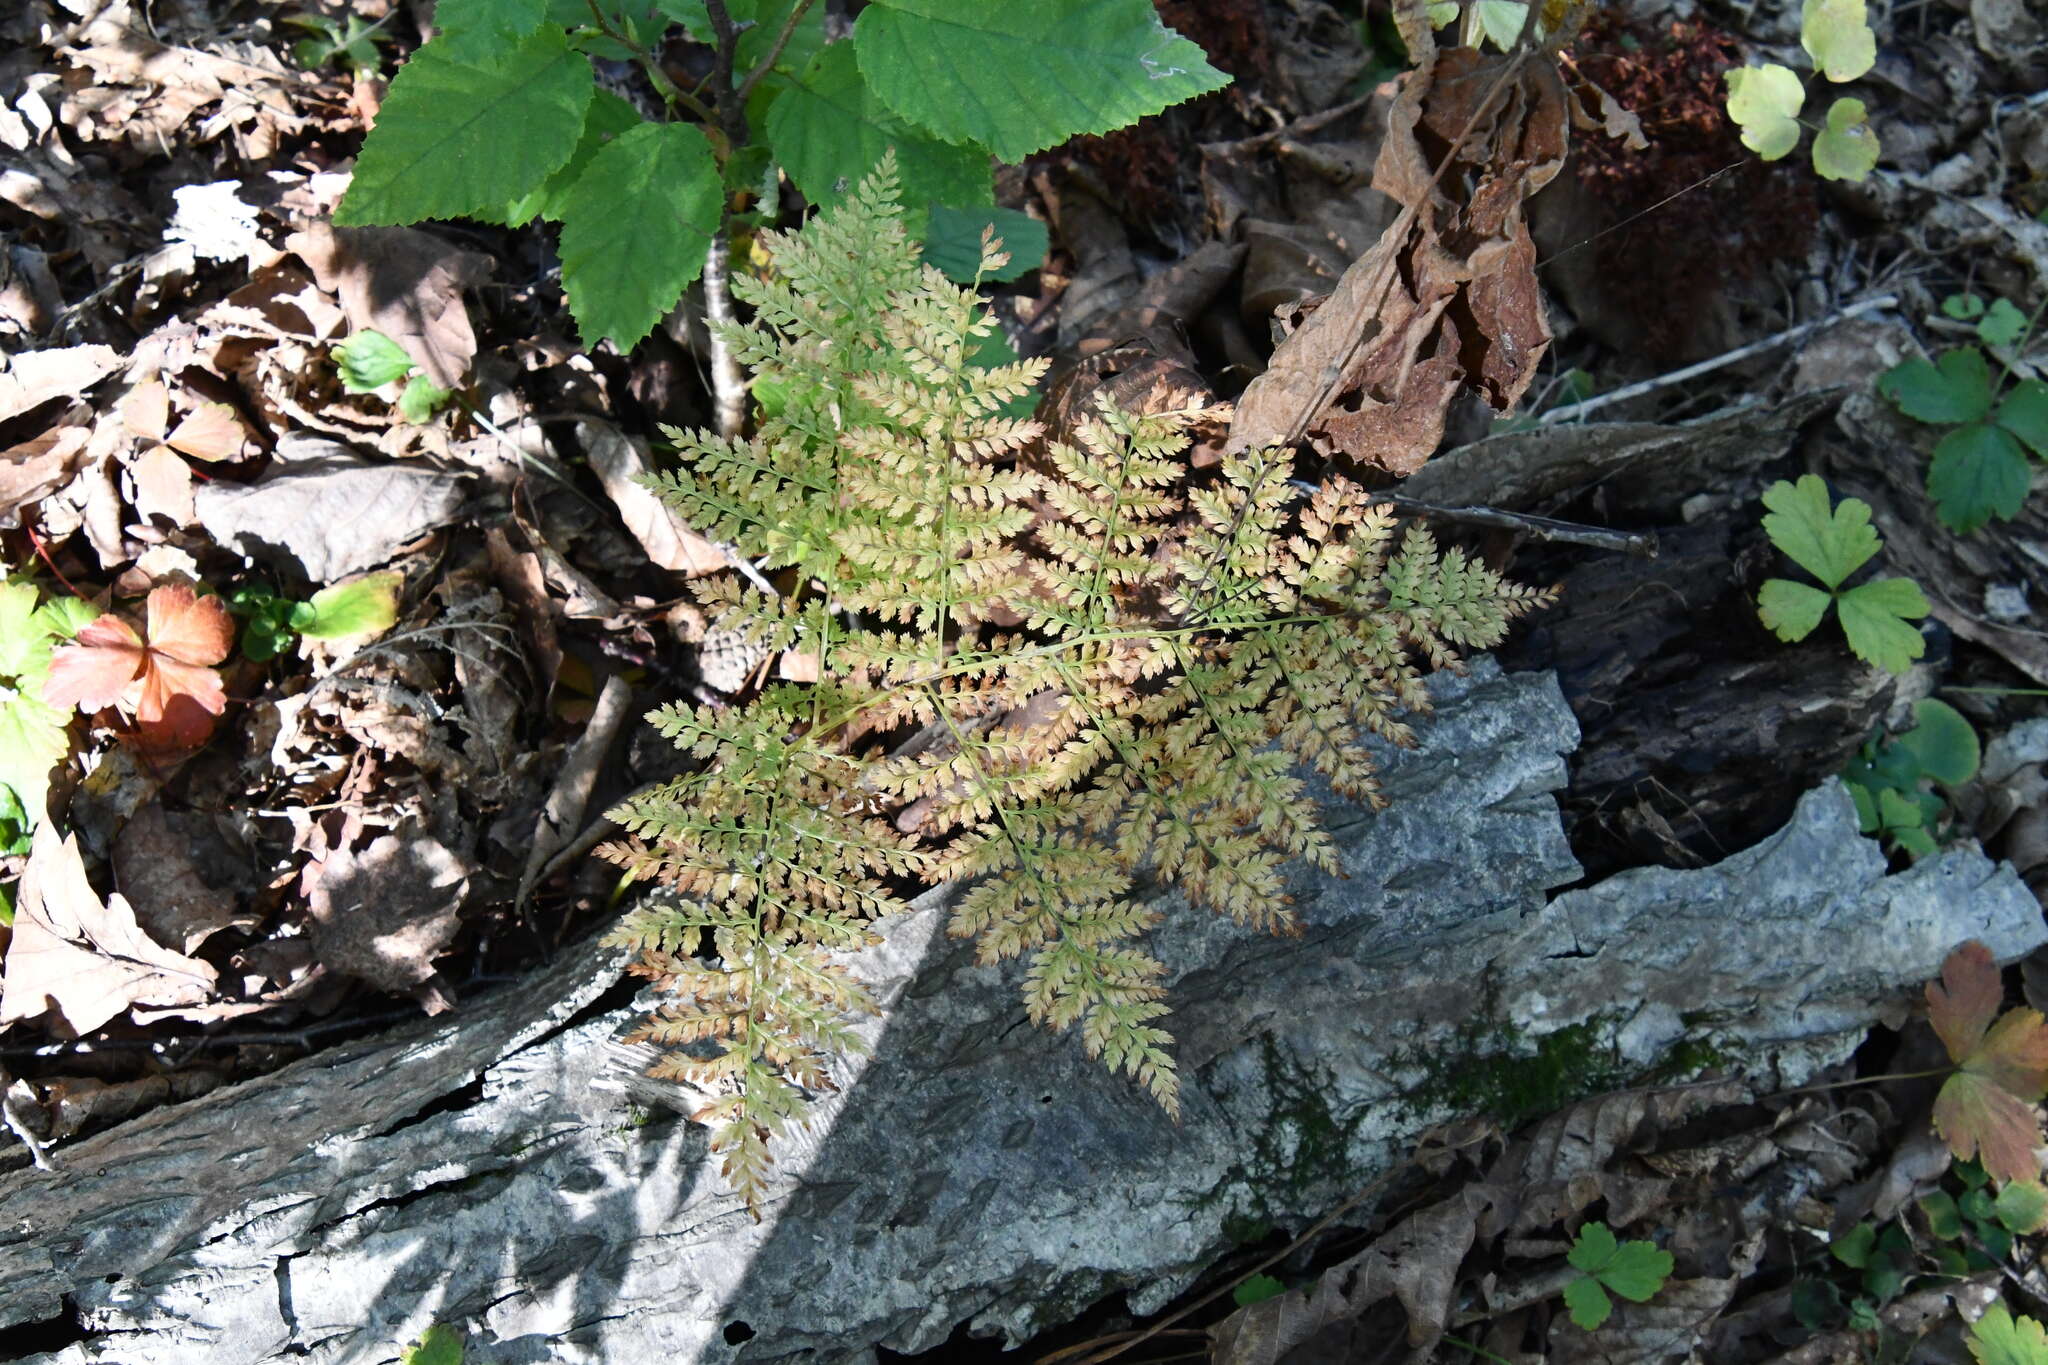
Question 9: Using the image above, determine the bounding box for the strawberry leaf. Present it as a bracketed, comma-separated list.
[44, 585, 234, 750]
[1998, 381, 2048, 458]
[1980, 299, 2028, 350]
[1968, 1303, 2048, 1365]
[1563, 1276, 1613, 1330]
[1880, 348, 1996, 425]
[1757, 578, 1832, 642]
[1928, 423, 2032, 533]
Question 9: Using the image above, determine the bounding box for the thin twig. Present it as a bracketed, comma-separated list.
[734, 0, 817, 105]
[1374, 491, 1658, 556]
[1534, 294, 1899, 426]
[584, 0, 711, 121]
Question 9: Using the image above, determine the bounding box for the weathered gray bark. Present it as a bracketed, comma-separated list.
[1, 661, 2038, 1364]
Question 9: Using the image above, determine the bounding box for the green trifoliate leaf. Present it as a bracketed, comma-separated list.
[557, 121, 725, 351]
[1802, 0, 1876, 81]
[767, 42, 993, 211]
[335, 26, 595, 227]
[1760, 474, 1879, 589]
[1568, 1221, 1619, 1271]
[1878, 347, 1996, 425]
[1563, 1276, 1614, 1330]
[1836, 576, 1929, 673]
[504, 89, 643, 228]
[1813, 97, 1879, 181]
[333, 329, 417, 392]
[922, 205, 1048, 283]
[298, 572, 403, 642]
[1980, 298, 2028, 348]
[1945, 294, 1988, 321]
[1725, 64, 1804, 161]
[1928, 423, 2031, 533]
[1998, 380, 2048, 457]
[1899, 698, 1979, 785]
[852, 0, 1231, 164]
[1758, 578, 1833, 642]
[430, 0, 548, 64]
[1968, 1303, 2048, 1365]
[1598, 1239, 1676, 1302]
[398, 374, 453, 423]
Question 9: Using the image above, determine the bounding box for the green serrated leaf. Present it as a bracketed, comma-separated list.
[1997, 380, 2048, 458]
[504, 89, 644, 228]
[34, 596, 98, 640]
[1831, 1222, 1877, 1268]
[1996, 1180, 2048, 1235]
[1725, 64, 1804, 161]
[1928, 422, 2031, 533]
[1968, 1303, 2048, 1365]
[1563, 1276, 1614, 1331]
[333, 329, 417, 392]
[1900, 698, 1979, 785]
[1846, 779, 1879, 832]
[852, 0, 1231, 164]
[1813, 97, 1879, 181]
[1922, 1189, 1966, 1239]
[335, 26, 595, 227]
[1879, 348, 1996, 425]
[0, 581, 68, 832]
[1836, 576, 1929, 674]
[1472, 0, 1528, 49]
[1760, 475, 1878, 588]
[298, 572, 403, 641]
[1233, 1273, 1286, 1307]
[1597, 1240, 1673, 1302]
[767, 41, 994, 210]
[398, 374, 453, 423]
[1802, 0, 1876, 81]
[922, 205, 1048, 283]
[558, 121, 725, 351]
[430, 0, 549, 63]
[1979, 298, 2028, 349]
[1568, 1221, 1619, 1272]
[1758, 578, 1833, 642]
[1945, 294, 1988, 322]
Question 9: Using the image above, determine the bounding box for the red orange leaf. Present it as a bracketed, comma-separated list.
[41, 585, 233, 750]
[41, 615, 146, 713]
[1926, 941, 2048, 1184]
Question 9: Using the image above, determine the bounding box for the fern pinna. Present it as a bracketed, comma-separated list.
[598, 157, 1553, 1211]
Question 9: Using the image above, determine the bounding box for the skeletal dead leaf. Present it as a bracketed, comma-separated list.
[42, 583, 235, 750]
[0, 824, 218, 1036]
[1928, 940, 2048, 1183]
[286, 223, 490, 390]
[1227, 49, 1565, 474]
[302, 834, 468, 1006]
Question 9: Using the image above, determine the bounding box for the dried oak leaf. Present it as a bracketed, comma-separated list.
[0, 825, 218, 1036]
[1928, 940, 2048, 1183]
[42, 583, 234, 750]
[1227, 48, 1565, 475]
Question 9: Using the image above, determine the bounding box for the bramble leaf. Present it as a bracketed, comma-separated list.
[334, 329, 417, 392]
[1999, 381, 2048, 458]
[1725, 64, 1803, 161]
[1980, 299, 2028, 349]
[335, 26, 595, 227]
[1757, 578, 1832, 642]
[1928, 941, 2048, 1184]
[767, 41, 994, 211]
[852, 0, 1230, 164]
[1928, 423, 2031, 533]
[1760, 475, 1878, 588]
[557, 122, 725, 350]
[1969, 1303, 2048, 1365]
[1802, 0, 1876, 81]
[1879, 348, 1996, 425]
[923, 206, 1048, 283]
[1835, 576, 1928, 674]
[1812, 97, 1879, 181]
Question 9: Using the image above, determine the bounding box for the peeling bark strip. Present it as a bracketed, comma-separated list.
[1229, 49, 1567, 474]
[0, 664, 2038, 1364]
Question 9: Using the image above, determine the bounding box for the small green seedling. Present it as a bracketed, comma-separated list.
[398, 1323, 464, 1365]
[229, 574, 403, 663]
[1756, 475, 1929, 674]
[1830, 1218, 1914, 1303]
[1842, 697, 1980, 859]
[1723, 0, 1880, 181]
[283, 10, 394, 74]
[1969, 1303, 2048, 1365]
[1233, 1273, 1287, 1308]
[331, 330, 454, 423]
[1563, 1221, 1672, 1330]
[1877, 299, 2048, 534]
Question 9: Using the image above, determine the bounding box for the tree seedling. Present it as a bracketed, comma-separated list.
[1841, 697, 1980, 859]
[229, 573, 403, 663]
[1563, 1221, 1672, 1330]
[1756, 475, 1929, 674]
[331, 330, 453, 423]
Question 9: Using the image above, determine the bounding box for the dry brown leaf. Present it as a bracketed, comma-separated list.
[0, 422, 92, 527]
[0, 344, 122, 423]
[286, 223, 491, 390]
[0, 824, 218, 1036]
[302, 833, 469, 1005]
[129, 444, 195, 526]
[163, 401, 252, 462]
[112, 803, 254, 953]
[1228, 49, 1566, 474]
[576, 417, 726, 576]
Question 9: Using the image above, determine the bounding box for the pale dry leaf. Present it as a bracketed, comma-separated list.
[0, 345, 122, 424]
[302, 833, 469, 1003]
[0, 824, 219, 1036]
[286, 223, 491, 389]
[576, 417, 726, 576]
[163, 401, 251, 462]
[0, 422, 92, 527]
[129, 443, 195, 525]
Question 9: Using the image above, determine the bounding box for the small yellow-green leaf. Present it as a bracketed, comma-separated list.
[1836, 577, 1929, 674]
[1968, 1303, 2048, 1365]
[298, 572, 403, 642]
[1995, 1180, 2048, 1235]
[1802, 0, 1876, 81]
[1758, 578, 1832, 642]
[1726, 64, 1804, 161]
[1813, 97, 1879, 181]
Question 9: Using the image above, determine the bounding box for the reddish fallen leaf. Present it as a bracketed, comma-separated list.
[1928, 941, 2048, 1183]
[163, 401, 251, 462]
[42, 583, 235, 749]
